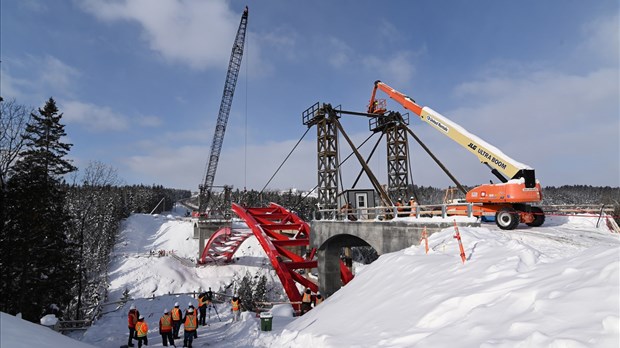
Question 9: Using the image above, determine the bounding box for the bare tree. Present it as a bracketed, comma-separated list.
[0, 97, 32, 189]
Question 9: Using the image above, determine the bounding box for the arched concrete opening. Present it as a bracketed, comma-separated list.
[317, 233, 379, 298]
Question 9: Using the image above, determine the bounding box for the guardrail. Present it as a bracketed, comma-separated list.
[315, 204, 616, 222]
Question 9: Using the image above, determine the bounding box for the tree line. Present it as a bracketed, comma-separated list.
[0, 97, 189, 322]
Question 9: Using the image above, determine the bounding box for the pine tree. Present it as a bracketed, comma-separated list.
[1, 98, 78, 322]
[253, 274, 268, 305]
[237, 271, 254, 311]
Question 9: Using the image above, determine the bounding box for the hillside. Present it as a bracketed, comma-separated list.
[2, 208, 619, 347]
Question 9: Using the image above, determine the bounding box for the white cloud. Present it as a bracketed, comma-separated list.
[137, 114, 163, 127]
[79, 0, 247, 70]
[0, 55, 80, 102]
[121, 138, 317, 191]
[61, 100, 129, 131]
[363, 51, 416, 86]
[577, 14, 619, 67]
[326, 37, 354, 68]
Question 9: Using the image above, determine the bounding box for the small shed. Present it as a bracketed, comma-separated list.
[339, 189, 377, 220]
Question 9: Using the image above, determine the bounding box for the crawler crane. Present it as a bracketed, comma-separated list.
[197, 6, 248, 215]
[368, 80, 544, 230]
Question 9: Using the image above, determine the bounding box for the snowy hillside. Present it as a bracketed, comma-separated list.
[2, 208, 619, 348]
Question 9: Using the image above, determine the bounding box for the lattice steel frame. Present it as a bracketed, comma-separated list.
[385, 122, 410, 201]
[316, 116, 339, 217]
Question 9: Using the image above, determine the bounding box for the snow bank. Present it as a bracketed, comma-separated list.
[1, 312, 96, 348]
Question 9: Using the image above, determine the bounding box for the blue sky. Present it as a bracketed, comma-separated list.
[2, 0, 618, 192]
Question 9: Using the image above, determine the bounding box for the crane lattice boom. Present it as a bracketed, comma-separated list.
[199, 6, 248, 213]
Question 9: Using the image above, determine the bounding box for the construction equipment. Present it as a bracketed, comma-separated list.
[368, 80, 544, 230]
[198, 6, 249, 215]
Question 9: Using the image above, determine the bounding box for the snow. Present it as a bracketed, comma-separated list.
[2, 205, 619, 347]
[1, 312, 97, 348]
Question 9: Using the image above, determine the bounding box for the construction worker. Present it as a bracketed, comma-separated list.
[231, 296, 241, 322]
[409, 196, 417, 217]
[159, 308, 174, 347]
[315, 292, 324, 306]
[135, 315, 148, 348]
[182, 307, 197, 348]
[171, 302, 182, 339]
[198, 291, 207, 326]
[127, 304, 140, 347]
[301, 288, 312, 315]
[186, 302, 198, 338]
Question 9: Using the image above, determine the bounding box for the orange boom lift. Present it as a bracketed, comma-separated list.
[368, 81, 544, 230]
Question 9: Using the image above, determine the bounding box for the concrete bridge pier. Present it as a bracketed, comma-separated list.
[317, 234, 371, 298]
[311, 220, 480, 298]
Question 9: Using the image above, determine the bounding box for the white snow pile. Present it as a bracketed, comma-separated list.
[1, 207, 619, 347]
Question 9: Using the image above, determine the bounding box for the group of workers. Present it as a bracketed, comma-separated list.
[126, 288, 243, 348]
[395, 196, 418, 217]
[300, 287, 324, 315]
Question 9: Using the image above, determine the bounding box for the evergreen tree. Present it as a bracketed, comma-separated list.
[237, 271, 254, 311]
[253, 274, 268, 306]
[1, 98, 78, 322]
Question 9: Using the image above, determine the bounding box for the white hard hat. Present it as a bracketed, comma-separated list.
[130, 304, 135, 310]
[188, 302, 192, 306]
[188, 308, 194, 313]
[164, 308, 169, 314]
[174, 302, 179, 307]
[138, 315, 144, 320]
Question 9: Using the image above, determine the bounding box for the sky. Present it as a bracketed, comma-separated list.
[1, 207, 618, 347]
[1, 0, 619, 192]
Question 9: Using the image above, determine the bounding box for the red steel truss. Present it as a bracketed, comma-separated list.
[200, 202, 354, 312]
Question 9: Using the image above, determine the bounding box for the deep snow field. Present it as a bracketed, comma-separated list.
[2, 205, 619, 347]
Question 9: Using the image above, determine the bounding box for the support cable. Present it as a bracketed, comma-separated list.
[293, 132, 377, 211]
[259, 127, 311, 196]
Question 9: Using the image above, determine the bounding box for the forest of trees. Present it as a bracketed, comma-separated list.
[0, 97, 189, 322]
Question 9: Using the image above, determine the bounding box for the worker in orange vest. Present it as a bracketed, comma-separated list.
[185, 302, 198, 338]
[159, 308, 174, 347]
[409, 196, 417, 217]
[231, 296, 241, 322]
[198, 291, 207, 326]
[127, 304, 140, 347]
[301, 288, 312, 315]
[315, 292, 324, 306]
[182, 307, 197, 348]
[171, 302, 182, 339]
[135, 315, 148, 348]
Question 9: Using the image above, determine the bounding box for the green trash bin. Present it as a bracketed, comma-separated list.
[260, 311, 273, 331]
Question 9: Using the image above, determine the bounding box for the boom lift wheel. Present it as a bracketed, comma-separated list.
[526, 206, 545, 227]
[496, 207, 519, 230]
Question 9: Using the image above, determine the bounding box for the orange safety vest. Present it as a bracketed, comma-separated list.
[171, 307, 181, 321]
[160, 314, 172, 332]
[409, 200, 417, 216]
[231, 299, 240, 311]
[302, 292, 312, 303]
[184, 315, 197, 331]
[315, 297, 323, 305]
[135, 321, 148, 337]
[198, 295, 206, 307]
[128, 309, 138, 328]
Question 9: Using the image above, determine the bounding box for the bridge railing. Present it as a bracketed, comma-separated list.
[315, 204, 616, 222]
[315, 203, 478, 221]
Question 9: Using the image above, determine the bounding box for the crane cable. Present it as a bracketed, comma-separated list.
[244, 30, 249, 191]
[258, 127, 311, 196]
